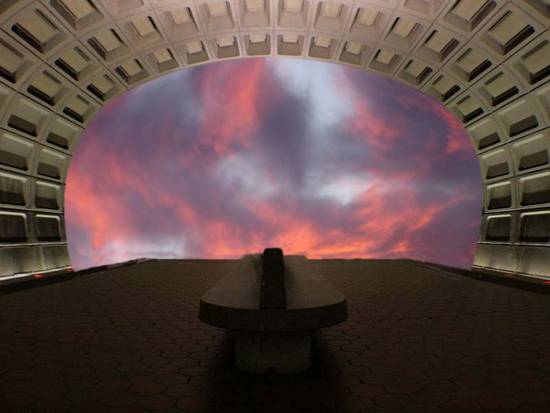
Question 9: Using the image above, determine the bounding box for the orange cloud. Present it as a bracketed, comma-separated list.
[396, 90, 474, 156]
[333, 71, 402, 153]
[347, 99, 401, 152]
[65, 161, 130, 252]
[67, 133, 475, 267]
[430, 101, 473, 155]
[196, 59, 275, 155]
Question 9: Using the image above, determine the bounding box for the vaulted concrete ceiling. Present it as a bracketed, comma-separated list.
[0, 0, 548, 279]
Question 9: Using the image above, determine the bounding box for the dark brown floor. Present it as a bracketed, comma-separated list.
[1, 259, 550, 412]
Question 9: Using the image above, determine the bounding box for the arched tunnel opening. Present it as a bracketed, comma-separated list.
[64, 57, 482, 271]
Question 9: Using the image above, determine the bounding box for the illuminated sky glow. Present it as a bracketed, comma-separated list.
[66, 58, 482, 270]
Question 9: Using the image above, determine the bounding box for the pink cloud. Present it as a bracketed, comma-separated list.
[333, 71, 402, 154]
[65, 59, 481, 270]
[195, 59, 277, 155]
[431, 101, 473, 155]
[396, 90, 474, 156]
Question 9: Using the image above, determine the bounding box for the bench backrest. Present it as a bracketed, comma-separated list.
[260, 248, 287, 309]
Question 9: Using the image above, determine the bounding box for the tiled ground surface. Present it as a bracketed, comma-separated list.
[1, 259, 550, 413]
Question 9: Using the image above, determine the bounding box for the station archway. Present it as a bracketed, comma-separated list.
[0, 0, 548, 279]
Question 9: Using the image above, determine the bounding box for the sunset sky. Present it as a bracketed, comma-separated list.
[65, 57, 482, 270]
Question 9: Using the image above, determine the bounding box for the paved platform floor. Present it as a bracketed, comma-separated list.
[1, 259, 550, 413]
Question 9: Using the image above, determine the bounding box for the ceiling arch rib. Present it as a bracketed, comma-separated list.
[0, 0, 548, 279]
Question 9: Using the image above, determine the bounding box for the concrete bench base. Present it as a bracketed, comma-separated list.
[234, 331, 311, 374]
[200, 251, 348, 374]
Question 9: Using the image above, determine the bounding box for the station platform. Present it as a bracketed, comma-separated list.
[1, 258, 549, 412]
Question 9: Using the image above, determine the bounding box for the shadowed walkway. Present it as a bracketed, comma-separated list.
[1, 259, 550, 412]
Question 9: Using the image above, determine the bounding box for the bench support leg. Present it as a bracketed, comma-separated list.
[233, 331, 311, 374]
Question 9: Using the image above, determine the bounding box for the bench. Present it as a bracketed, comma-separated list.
[199, 248, 348, 374]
